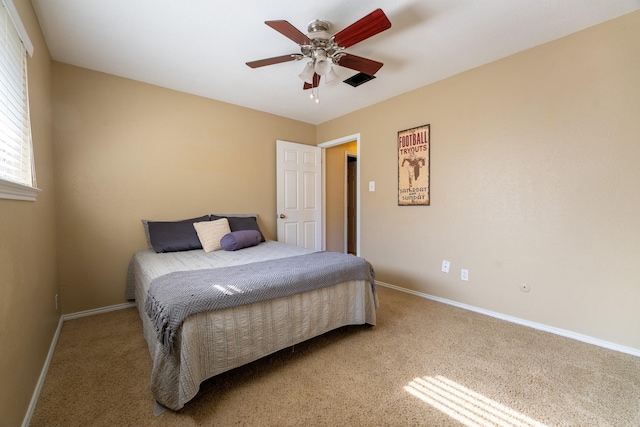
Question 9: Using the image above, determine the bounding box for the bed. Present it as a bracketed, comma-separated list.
[125, 215, 377, 411]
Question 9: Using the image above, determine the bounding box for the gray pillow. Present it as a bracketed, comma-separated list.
[146, 215, 210, 253]
[220, 230, 262, 251]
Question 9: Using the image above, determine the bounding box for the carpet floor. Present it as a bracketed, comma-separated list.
[30, 286, 640, 426]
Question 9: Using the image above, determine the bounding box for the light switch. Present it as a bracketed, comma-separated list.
[369, 181, 375, 192]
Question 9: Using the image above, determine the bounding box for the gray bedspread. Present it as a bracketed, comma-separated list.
[145, 251, 375, 354]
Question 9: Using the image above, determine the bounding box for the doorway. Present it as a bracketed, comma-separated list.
[319, 134, 360, 255]
[346, 154, 357, 255]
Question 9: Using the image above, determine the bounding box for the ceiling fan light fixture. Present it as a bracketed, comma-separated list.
[325, 67, 339, 83]
[298, 62, 315, 83]
[313, 51, 332, 76]
[314, 58, 332, 76]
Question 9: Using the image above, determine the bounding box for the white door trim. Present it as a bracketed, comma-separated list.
[318, 133, 361, 256]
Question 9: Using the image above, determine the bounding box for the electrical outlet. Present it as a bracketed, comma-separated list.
[441, 260, 450, 273]
[369, 181, 375, 192]
[461, 269, 469, 281]
[55, 294, 59, 310]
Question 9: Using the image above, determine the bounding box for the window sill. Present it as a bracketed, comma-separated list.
[0, 179, 41, 201]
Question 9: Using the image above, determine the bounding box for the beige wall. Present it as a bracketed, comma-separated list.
[318, 11, 640, 350]
[52, 63, 316, 314]
[0, 0, 58, 425]
[325, 141, 357, 252]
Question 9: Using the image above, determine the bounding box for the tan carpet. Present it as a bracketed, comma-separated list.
[30, 286, 640, 426]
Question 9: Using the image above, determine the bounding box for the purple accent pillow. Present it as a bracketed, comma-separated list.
[220, 230, 262, 251]
[210, 215, 265, 242]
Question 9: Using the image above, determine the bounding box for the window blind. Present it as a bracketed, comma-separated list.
[0, 0, 35, 190]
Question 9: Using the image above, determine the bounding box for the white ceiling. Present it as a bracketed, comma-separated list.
[32, 0, 639, 125]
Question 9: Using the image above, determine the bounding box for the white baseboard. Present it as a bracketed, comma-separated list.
[62, 302, 136, 321]
[22, 302, 136, 427]
[21, 316, 63, 427]
[377, 281, 640, 358]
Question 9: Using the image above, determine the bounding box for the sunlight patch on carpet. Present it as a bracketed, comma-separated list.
[405, 375, 548, 427]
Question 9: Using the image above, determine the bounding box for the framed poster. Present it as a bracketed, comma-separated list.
[398, 124, 430, 206]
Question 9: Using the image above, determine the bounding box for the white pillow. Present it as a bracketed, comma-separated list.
[193, 218, 231, 252]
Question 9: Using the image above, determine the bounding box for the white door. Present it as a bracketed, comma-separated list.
[276, 140, 322, 250]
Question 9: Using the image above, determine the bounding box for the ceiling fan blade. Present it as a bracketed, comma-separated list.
[336, 53, 383, 76]
[246, 54, 299, 68]
[303, 74, 321, 90]
[333, 8, 391, 48]
[265, 20, 312, 45]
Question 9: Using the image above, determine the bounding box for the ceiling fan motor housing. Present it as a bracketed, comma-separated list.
[307, 20, 331, 37]
[303, 20, 343, 67]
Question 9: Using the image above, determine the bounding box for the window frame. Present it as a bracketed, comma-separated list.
[0, 0, 39, 201]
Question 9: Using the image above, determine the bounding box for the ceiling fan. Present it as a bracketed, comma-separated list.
[246, 9, 392, 102]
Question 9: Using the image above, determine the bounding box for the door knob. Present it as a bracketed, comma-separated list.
[279, 214, 286, 219]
